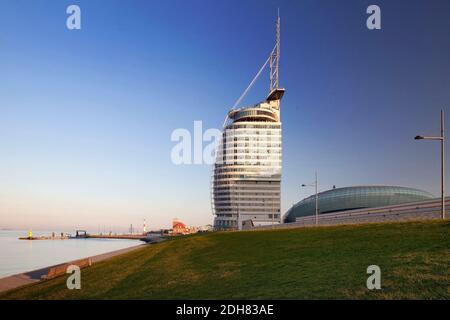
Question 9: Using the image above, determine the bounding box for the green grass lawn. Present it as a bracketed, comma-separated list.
[1, 220, 449, 300]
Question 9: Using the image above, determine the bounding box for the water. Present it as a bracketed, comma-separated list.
[0, 230, 141, 278]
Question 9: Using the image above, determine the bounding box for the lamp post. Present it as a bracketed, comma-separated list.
[272, 196, 274, 228]
[415, 109, 446, 220]
[302, 170, 319, 225]
[237, 186, 241, 231]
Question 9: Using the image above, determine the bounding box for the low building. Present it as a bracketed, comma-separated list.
[283, 185, 434, 223]
[172, 218, 189, 235]
[198, 225, 213, 232]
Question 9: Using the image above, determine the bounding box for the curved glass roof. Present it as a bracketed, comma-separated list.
[283, 185, 434, 223]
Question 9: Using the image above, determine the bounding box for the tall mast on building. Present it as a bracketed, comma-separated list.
[267, 11, 285, 104]
[269, 11, 281, 93]
[212, 12, 285, 230]
[232, 12, 284, 109]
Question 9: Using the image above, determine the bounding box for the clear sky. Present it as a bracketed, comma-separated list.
[1, 0, 449, 231]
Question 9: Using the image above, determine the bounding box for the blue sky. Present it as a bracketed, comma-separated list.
[1, 0, 449, 231]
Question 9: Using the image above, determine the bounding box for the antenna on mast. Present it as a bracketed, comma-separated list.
[266, 10, 284, 103]
[269, 10, 280, 93]
[231, 11, 285, 110]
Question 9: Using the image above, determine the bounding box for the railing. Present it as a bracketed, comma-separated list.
[295, 197, 450, 225]
[246, 198, 449, 231]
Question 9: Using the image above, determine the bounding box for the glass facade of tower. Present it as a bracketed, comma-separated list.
[212, 97, 283, 230]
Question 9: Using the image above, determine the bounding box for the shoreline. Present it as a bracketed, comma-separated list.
[0, 221, 448, 299]
[0, 243, 148, 294]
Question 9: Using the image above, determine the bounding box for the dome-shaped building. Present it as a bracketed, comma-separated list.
[283, 186, 434, 223]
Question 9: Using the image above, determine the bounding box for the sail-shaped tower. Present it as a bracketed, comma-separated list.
[212, 15, 285, 230]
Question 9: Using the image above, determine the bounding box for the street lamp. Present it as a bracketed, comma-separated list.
[414, 109, 446, 220]
[236, 184, 241, 231]
[302, 171, 319, 225]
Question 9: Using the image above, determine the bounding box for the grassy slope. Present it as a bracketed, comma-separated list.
[1, 220, 449, 300]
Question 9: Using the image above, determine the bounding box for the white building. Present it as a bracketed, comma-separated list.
[212, 15, 284, 230]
